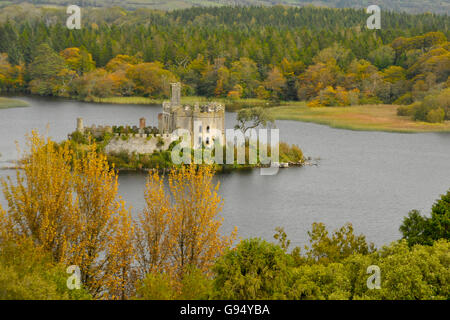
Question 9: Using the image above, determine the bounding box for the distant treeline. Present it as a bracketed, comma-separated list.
[1, 0, 449, 14]
[0, 5, 449, 121]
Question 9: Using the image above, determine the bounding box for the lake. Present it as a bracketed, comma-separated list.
[1, 96, 449, 248]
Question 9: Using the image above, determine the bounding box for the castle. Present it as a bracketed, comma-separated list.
[73, 82, 225, 155]
[158, 82, 225, 148]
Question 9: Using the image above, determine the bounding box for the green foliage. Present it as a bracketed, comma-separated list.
[69, 130, 88, 145]
[28, 43, 70, 96]
[156, 136, 165, 148]
[212, 223, 450, 300]
[304, 222, 375, 264]
[399, 210, 431, 246]
[369, 45, 396, 70]
[279, 142, 304, 163]
[135, 266, 213, 300]
[426, 107, 445, 123]
[400, 189, 450, 246]
[0, 241, 91, 300]
[356, 240, 450, 300]
[397, 104, 414, 116]
[235, 107, 275, 133]
[213, 238, 293, 299]
[135, 272, 175, 300]
[290, 262, 352, 300]
[410, 89, 450, 123]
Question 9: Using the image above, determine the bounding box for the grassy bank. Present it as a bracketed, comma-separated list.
[0, 97, 29, 109]
[269, 103, 450, 133]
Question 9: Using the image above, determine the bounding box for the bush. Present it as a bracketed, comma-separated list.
[394, 93, 414, 105]
[397, 105, 414, 116]
[426, 107, 445, 123]
[0, 241, 91, 300]
[156, 136, 165, 148]
[70, 131, 88, 144]
[412, 89, 449, 122]
[135, 266, 212, 300]
[279, 142, 304, 163]
[213, 238, 293, 299]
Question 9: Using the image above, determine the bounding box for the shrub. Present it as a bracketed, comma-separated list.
[213, 238, 293, 299]
[70, 131, 88, 144]
[397, 105, 414, 116]
[156, 136, 165, 148]
[279, 142, 304, 163]
[426, 107, 445, 123]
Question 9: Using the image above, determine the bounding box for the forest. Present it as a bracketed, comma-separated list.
[0, 5, 449, 123]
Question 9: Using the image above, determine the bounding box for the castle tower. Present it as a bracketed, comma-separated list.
[77, 118, 84, 133]
[139, 117, 146, 130]
[170, 82, 181, 107]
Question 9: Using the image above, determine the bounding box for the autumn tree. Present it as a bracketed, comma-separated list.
[134, 165, 236, 287]
[0, 53, 24, 92]
[264, 66, 286, 100]
[230, 57, 260, 98]
[60, 47, 96, 75]
[126, 62, 177, 97]
[0, 131, 134, 299]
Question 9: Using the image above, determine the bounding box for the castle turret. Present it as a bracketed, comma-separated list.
[139, 117, 146, 130]
[77, 118, 84, 133]
[170, 82, 181, 107]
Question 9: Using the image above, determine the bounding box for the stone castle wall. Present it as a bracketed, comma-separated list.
[104, 134, 177, 155]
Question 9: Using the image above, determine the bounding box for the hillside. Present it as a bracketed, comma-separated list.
[1, 0, 448, 14]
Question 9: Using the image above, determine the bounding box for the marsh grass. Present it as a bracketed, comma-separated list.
[269, 104, 450, 133]
[0, 97, 29, 109]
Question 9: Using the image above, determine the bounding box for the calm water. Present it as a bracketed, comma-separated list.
[1, 96, 449, 248]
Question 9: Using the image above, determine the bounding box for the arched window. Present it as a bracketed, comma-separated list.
[206, 125, 210, 133]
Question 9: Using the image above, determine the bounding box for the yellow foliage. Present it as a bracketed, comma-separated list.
[0, 131, 134, 299]
[307, 99, 322, 108]
[135, 165, 237, 284]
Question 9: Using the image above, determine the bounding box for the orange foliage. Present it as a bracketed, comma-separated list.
[0, 131, 134, 299]
[135, 165, 236, 283]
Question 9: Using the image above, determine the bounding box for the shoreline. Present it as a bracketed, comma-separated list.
[4, 94, 450, 133]
[1, 160, 312, 173]
[0, 97, 30, 109]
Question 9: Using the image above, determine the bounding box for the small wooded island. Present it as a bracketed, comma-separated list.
[67, 83, 305, 171]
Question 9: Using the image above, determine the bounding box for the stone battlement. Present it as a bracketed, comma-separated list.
[71, 82, 224, 156]
[159, 83, 225, 148]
